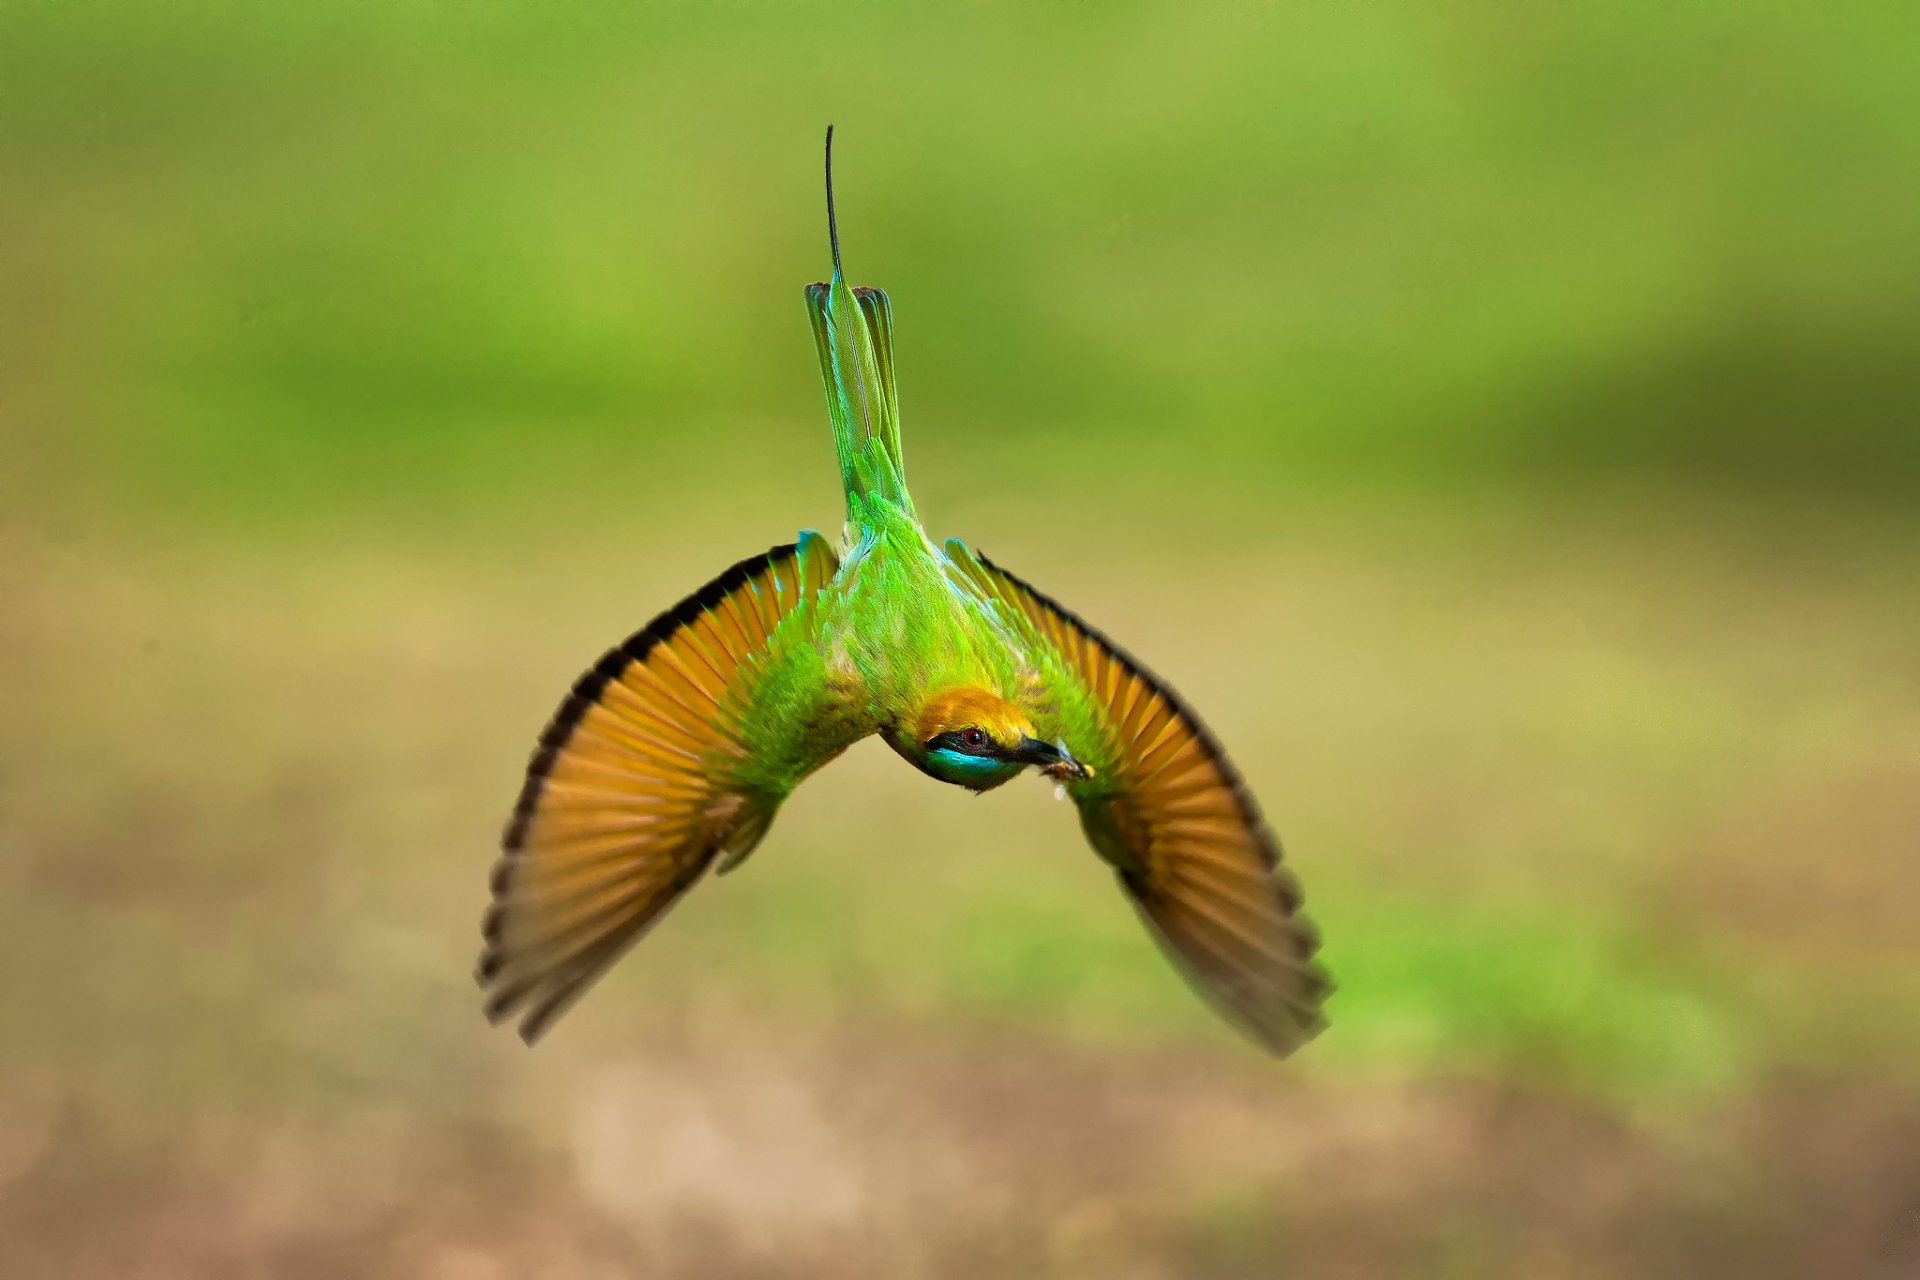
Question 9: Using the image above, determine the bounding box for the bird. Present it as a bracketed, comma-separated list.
[476, 128, 1329, 1055]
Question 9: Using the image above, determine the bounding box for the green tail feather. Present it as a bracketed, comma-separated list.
[805, 274, 911, 523]
[805, 126, 912, 527]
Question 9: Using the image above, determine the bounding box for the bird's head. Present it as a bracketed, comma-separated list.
[901, 686, 1086, 792]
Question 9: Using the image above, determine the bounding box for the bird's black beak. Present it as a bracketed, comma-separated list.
[1011, 736, 1090, 780]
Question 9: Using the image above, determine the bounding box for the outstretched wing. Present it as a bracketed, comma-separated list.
[950, 542, 1330, 1056]
[479, 532, 867, 1043]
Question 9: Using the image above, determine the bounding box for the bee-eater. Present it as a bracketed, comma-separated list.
[478, 130, 1329, 1055]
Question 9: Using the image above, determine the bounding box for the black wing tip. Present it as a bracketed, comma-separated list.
[473, 958, 554, 1043]
[476, 954, 565, 1043]
[1272, 973, 1336, 1051]
[1202, 952, 1336, 1059]
[1253, 1010, 1331, 1059]
[480, 982, 541, 1043]
[481, 929, 657, 1047]
[1152, 918, 1334, 1059]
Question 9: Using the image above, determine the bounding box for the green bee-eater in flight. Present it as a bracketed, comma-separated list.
[478, 130, 1329, 1055]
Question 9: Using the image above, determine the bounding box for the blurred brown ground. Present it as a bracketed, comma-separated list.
[4, 514, 1918, 1277]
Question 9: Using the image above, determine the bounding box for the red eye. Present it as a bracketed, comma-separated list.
[963, 728, 986, 749]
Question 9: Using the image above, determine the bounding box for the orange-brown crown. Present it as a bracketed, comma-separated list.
[912, 686, 1034, 751]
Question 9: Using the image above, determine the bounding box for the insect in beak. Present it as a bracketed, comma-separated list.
[1011, 736, 1092, 781]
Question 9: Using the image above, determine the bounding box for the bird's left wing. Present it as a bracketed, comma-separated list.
[947, 541, 1330, 1057]
[479, 532, 869, 1042]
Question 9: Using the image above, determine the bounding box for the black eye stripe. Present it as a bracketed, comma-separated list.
[927, 729, 996, 757]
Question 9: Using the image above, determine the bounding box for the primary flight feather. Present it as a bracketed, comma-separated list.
[477, 129, 1330, 1055]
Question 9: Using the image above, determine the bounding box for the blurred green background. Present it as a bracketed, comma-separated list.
[4, 3, 1919, 1276]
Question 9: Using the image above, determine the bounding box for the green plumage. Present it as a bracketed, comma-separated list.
[478, 130, 1328, 1054]
[796, 262, 1033, 770]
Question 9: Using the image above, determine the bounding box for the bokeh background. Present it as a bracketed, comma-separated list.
[4, 3, 1919, 1276]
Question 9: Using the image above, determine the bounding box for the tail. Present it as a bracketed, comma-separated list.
[805, 126, 913, 525]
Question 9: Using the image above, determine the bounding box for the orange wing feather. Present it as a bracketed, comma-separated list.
[478, 539, 839, 1042]
[964, 552, 1330, 1056]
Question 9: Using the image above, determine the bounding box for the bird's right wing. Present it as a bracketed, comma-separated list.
[948, 541, 1330, 1057]
[478, 532, 869, 1043]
